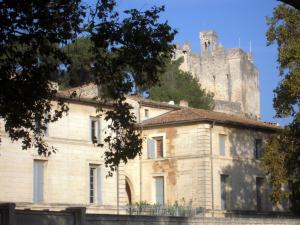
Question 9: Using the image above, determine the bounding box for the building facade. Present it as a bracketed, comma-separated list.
[0, 30, 288, 216]
[0, 96, 127, 214]
[124, 106, 284, 216]
[174, 31, 260, 119]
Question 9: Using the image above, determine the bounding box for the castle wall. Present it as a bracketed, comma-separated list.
[174, 31, 260, 119]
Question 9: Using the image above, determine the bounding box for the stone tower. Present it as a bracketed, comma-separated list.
[174, 30, 260, 120]
[199, 30, 218, 52]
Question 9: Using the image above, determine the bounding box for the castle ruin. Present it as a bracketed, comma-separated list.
[174, 31, 260, 120]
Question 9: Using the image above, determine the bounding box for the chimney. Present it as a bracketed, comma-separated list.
[179, 100, 189, 107]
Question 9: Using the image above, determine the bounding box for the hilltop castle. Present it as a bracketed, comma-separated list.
[174, 31, 260, 120]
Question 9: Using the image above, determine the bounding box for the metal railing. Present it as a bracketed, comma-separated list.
[125, 204, 205, 217]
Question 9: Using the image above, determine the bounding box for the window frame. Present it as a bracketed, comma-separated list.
[147, 133, 166, 159]
[220, 174, 229, 210]
[219, 134, 226, 156]
[90, 117, 101, 144]
[144, 108, 149, 118]
[254, 139, 263, 159]
[33, 160, 46, 204]
[152, 175, 165, 205]
[89, 164, 102, 205]
[256, 177, 264, 211]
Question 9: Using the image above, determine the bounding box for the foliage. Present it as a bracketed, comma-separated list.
[0, 0, 176, 171]
[280, 0, 300, 10]
[89, 1, 176, 172]
[262, 3, 300, 212]
[60, 38, 94, 88]
[148, 58, 214, 110]
[0, 0, 84, 155]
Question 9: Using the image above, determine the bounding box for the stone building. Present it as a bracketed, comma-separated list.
[0, 91, 127, 214]
[174, 31, 260, 120]
[125, 102, 283, 216]
[0, 29, 287, 216]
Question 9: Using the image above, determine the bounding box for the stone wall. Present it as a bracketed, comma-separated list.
[174, 31, 260, 119]
[1, 204, 299, 225]
[0, 101, 126, 214]
[125, 122, 285, 214]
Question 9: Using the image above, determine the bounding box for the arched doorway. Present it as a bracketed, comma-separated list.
[125, 177, 133, 205]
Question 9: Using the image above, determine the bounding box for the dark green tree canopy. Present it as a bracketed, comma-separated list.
[0, 0, 176, 172]
[60, 38, 94, 88]
[148, 58, 214, 110]
[0, 0, 84, 155]
[262, 3, 300, 212]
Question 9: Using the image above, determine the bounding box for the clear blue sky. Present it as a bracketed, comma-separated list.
[99, 0, 289, 125]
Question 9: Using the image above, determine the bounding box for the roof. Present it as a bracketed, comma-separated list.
[142, 107, 280, 131]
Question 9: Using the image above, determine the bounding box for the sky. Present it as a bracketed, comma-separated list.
[102, 0, 289, 125]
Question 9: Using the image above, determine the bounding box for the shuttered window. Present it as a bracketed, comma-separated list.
[256, 177, 264, 211]
[220, 174, 228, 210]
[147, 136, 164, 159]
[219, 134, 226, 156]
[90, 117, 100, 143]
[147, 138, 155, 159]
[155, 137, 163, 158]
[155, 177, 164, 205]
[254, 139, 262, 159]
[89, 165, 102, 205]
[33, 160, 45, 203]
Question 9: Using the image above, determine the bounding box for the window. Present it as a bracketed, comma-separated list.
[220, 174, 229, 210]
[147, 136, 164, 159]
[90, 117, 100, 143]
[256, 177, 264, 211]
[89, 165, 102, 205]
[33, 160, 45, 203]
[155, 177, 164, 205]
[154, 137, 163, 158]
[219, 134, 226, 156]
[145, 109, 149, 118]
[35, 119, 48, 136]
[254, 139, 262, 159]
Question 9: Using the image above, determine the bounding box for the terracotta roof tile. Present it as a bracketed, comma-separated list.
[142, 107, 280, 131]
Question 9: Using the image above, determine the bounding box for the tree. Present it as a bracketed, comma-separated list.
[148, 58, 214, 110]
[280, 0, 300, 10]
[0, 0, 176, 172]
[60, 38, 94, 89]
[0, 0, 84, 155]
[262, 3, 300, 212]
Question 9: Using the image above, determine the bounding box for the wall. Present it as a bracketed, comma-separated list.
[0, 101, 125, 214]
[174, 31, 260, 119]
[210, 125, 279, 212]
[125, 122, 286, 215]
[1, 204, 299, 225]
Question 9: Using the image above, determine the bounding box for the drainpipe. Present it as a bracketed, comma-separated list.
[138, 101, 142, 204]
[210, 121, 215, 217]
[117, 165, 119, 214]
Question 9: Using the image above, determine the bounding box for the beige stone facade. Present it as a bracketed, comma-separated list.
[0, 100, 127, 214]
[0, 30, 286, 216]
[174, 31, 260, 119]
[124, 105, 286, 215]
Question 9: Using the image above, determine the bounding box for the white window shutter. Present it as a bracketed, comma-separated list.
[33, 160, 44, 203]
[155, 177, 164, 205]
[147, 138, 155, 159]
[97, 166, 102, 205]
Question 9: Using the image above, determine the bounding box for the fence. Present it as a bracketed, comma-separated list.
[1, 203, 300, 225]
[126, 204, 204, 217]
